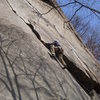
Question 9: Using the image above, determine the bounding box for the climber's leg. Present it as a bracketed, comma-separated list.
[50, 45, 55, 56]
[58, 54, 67, 69]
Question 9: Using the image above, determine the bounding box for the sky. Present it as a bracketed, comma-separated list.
[56, 0, 100, 33]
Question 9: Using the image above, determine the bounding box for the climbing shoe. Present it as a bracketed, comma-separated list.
[62, 65, 68, 69]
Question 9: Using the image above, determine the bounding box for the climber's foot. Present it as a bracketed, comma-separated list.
[62, 65, 68, 69]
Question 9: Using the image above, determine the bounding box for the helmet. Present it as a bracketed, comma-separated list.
[53, 40, 60, 46]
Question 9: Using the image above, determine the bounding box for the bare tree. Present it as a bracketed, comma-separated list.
[55, 0, 100, 62]
[85, 31, 100, 61]
[56, 0, 100, 22]
[71, 15, 90, 39]
[70, 15, 100, 62]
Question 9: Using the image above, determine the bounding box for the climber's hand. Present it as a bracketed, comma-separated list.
[51, 53, 55, 57]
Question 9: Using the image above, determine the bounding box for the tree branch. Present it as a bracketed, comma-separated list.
[41, 2, 76, 15]
[74, 0, 100, 14]
[69, 5, 83, 22]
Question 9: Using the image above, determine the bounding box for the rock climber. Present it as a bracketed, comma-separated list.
[41, 40, 67, 69]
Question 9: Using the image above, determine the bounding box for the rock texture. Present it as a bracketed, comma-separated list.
[0, 0, 100, 100]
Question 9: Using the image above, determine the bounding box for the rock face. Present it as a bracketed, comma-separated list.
[0, 0, 100, 100]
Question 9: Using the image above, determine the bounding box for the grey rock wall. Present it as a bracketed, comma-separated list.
[0, 0, 100, 100]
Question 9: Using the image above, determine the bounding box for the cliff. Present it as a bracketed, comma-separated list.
[0, 0, 100, 100]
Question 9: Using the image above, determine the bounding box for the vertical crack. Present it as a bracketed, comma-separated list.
[6, 0, 28, 24]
